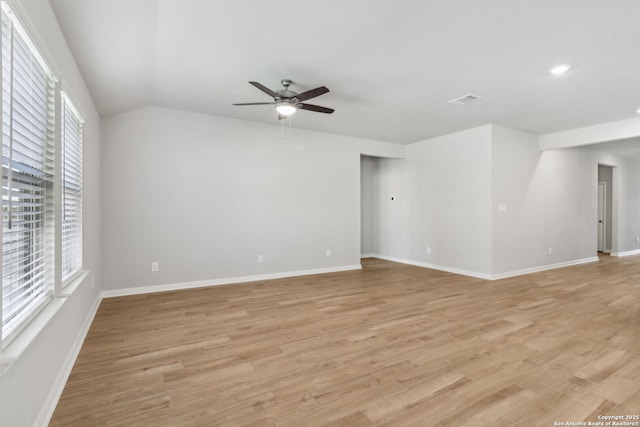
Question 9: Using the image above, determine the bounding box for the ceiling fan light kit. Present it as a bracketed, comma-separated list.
[233, 79, 334, 120]
[276, 102, 296, 116]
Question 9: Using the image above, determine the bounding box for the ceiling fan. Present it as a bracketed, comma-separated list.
[233, 79, 334, 119]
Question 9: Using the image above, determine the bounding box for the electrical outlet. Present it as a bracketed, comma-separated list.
[427, 247, 431, 254]
[326, 249, 331, 257]
[636, 237, 640, 244]
[151, 262, 159, 272]
[547, 248, 553, 255]
[258, 254, 264, 263]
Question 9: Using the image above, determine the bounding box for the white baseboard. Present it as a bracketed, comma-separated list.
[611, 249, 640, 257]
[371, 254, 493, 280]
[490, 257, 599, 280]
[369, 254, 600, 281]
[101, 264, 363, 298]
[35, 293, 102, 427]
[360, 253, 375, 258]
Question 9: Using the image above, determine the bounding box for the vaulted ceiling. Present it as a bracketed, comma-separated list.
[50, 0, 640, 145]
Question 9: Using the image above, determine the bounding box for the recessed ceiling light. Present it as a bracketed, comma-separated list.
[549, 64, 571, 75]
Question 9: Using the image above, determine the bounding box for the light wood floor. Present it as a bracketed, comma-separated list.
[50, 255, 640, 426]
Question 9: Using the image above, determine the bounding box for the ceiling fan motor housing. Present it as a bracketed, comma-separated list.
[277, 89, 298, 100]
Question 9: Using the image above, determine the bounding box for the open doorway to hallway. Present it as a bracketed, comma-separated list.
[360, 155, 378, 258]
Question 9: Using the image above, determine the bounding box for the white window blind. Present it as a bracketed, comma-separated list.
[1, 5, 55, 345]
[61, 94, 82, 283]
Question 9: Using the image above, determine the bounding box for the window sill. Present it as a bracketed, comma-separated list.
[0, 270, 90, 375]
[61, 269, 90, 297]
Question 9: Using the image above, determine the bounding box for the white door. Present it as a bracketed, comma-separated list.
[597, 182, 606, 252]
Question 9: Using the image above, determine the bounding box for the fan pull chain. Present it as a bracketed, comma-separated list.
[280, 115, 293, 143]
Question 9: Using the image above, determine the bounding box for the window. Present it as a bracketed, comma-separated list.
[61, 95, 82, 283]
[1, 3, 56, 347]
[0, 2, 86, 354]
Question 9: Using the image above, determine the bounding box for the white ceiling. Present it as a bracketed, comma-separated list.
[49, 0, 640, 145]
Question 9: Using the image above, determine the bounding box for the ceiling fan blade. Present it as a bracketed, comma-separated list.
[232, 102, 276, 106]
[299, 103, 335, 114]
[249, 81, 278, 98]
[295, 86, 329, 102]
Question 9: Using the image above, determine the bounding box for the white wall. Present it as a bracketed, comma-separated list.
[493, 126, 640, 272]
[540, 121, 640, 256]
[0, 1, 102, 426]
[615, 155, 640, 253]
[101, 107, 403, 291]
[373, 125, 494, 276]
[492, 126, 597, 274]
[368, 124, 640, 278]
[491, 125, 542, 273]
[589, 148, 640, 255]
[374, 157, 410, 260]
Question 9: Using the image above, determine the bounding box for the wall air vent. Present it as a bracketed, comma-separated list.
[448, 94, 482, 105]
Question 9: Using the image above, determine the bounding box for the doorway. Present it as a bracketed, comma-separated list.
[597, 165, 613, 253]
[597, 182, 606, 252]
[360, 155, 377, 258]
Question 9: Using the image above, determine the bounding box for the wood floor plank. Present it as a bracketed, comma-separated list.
[50, 255, 640, 426]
